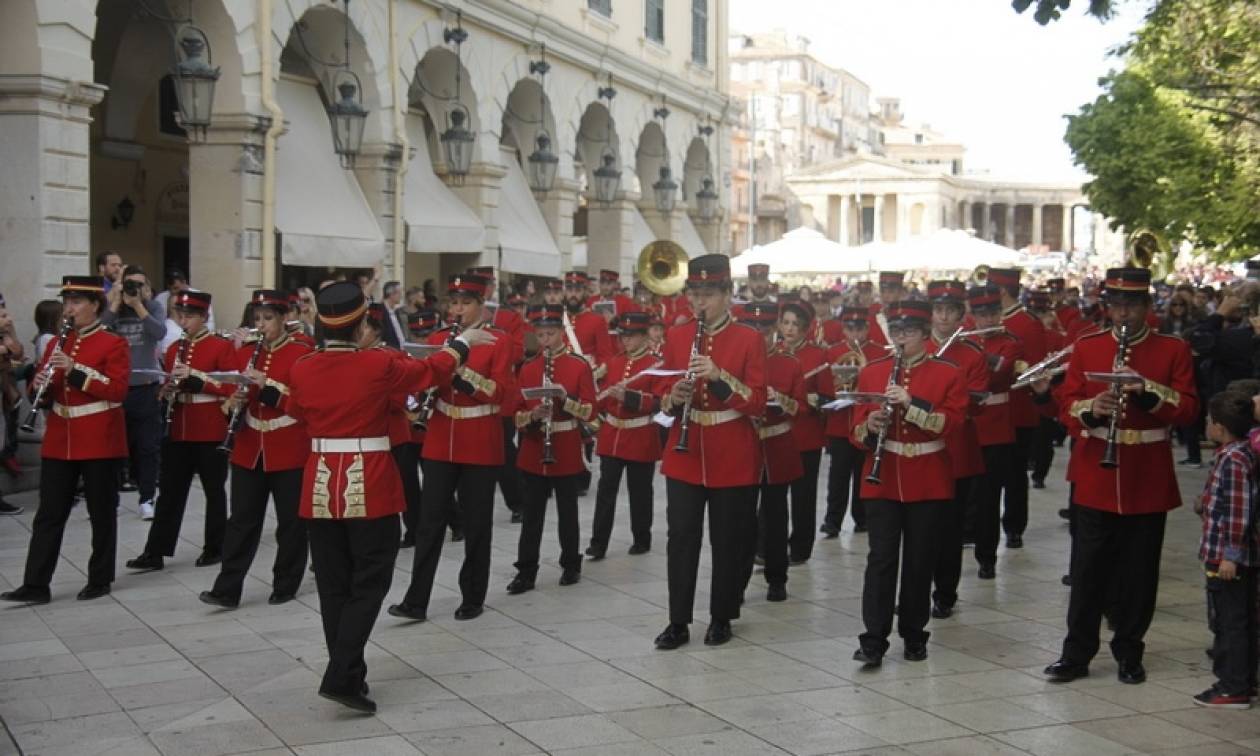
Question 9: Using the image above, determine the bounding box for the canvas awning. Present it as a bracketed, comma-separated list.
[404, 114, 484, 254]
[275, 77, 384, 267]
[676, 213, 709, 259]
[495, 149, 561, 276]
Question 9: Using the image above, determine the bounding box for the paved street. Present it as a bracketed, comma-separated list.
[0, 453, 1249, 756]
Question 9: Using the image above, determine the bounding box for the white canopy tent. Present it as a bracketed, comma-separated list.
[403, 115, 485, 254]
[858, 229, 1026, 272]
[731, 227, 876, 276]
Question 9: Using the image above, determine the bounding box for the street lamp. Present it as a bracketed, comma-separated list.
[526, 47, 557, 193]
[653, 166, 678, 213]
[441, 13, 474, 178]
[328, 74, 368, 168]
[695, 124, 719, 222]
[172, 27, 219, 139]
[592, 81, 620, 205]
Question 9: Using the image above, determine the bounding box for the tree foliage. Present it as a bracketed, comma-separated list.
[1011, 0, 1118, 25]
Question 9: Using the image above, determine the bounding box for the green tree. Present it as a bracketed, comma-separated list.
[1011, 0, 1120, 25]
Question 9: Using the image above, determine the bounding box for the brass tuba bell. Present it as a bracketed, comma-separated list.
[1125, 228, 1172, 279]
[971, 264, 990, 286]
[636, 240, 689, 297]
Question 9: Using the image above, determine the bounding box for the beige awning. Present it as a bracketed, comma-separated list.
[404, 114, 485, 254]
[495, 149, 561, 276]
[275, 77, 384, 267]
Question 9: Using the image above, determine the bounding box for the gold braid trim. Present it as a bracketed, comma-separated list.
[563, 397, 595, 422]
[188, 368, 221, 388]
[715, 368, 752, 402]
[1142, 378, 1180, 409]
[1069, 399, 1093, 422]
[769, 388, 799, 416]
[457, 366, 496, 397]
[264, 377, 290, 395]
[903, 403, 945, 434]
[311, 456, 333, 518]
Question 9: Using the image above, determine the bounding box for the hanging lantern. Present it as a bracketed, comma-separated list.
[441, 105, 475, 177]
[593, 152, 621, 205]
[328, 74, 368, 167]
[171, 26, 219, 139]
[696, 177, 719, 221]
[653, 166, 678, 213]
[528, 132, 559, 193]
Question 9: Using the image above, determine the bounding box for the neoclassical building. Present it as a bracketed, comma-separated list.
[1, 0, 732, 341]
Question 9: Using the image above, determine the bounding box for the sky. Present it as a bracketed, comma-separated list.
[729, 0, 1149, 183]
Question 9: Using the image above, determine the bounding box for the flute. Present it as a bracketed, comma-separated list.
[19, 318, 74, 433]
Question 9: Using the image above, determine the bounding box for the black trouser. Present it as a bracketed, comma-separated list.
[498, 418, 524, 514]
[1031, 417, 1057, 483]
[752, 479, 789, 587]
[589, 456, 655, 553]
[824, 438, 865, 529]
[971, 444, 1013, 567]
[789, 449, 822, 560]
[665, 478, 758, 625]
[860, 498, 947, 654]
[1061, 508, 1167, 666]
[145, 440, 227, 558]
[515, 472, 582, 579]
[123, 383, 162, 502]
[1207, 570, 1258, 695]
[932, 476, 974, 611]
[1004, 425, 1034, 537]
[393, 443, 422, 541]
[401, 460, 495, 611]
[23, 457, 120, 589]
[211, 464, 307, 601]
[307, 515, 399, 696]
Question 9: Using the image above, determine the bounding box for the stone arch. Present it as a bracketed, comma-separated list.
[409, 46, 482, 170]
[575, 100, 621, 201]
[635, 120, 670, 207]
[499, 75, 557, 172]
[682, 136, 711, 208]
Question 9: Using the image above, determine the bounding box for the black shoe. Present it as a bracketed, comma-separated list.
[1006, 534, 1023, 549]
[559, 569, 581, 586]
[119, 481, 138, 492]
[77, 583, 110, 601]
[0, 500, 23, 515]
[703, 620, 732, 646]
[1044, 660, 1090, 683]
[318, 689, 376, 714]
[0, 585, 50, 605]
[194, 550, 221, 567]
[789, 556, 808, 566]
[399, 534, 415, 548]
[904, 642, 928, 661]
[1061, 574, 1072, 586]
[585, 546, 605, 560]
[853, 524, 868, 533]
[126, 553, 164, 572]
[977, 564, 996, 580]
[198, 590, 240, 609]
[449, 528, 464, 542]
[387, 602, 427, 621]
[628, 543, 650, 555]
[1118, 660, 1146, 685]
[852, 648, 883, 667]
[766, 584, 787, 602]
[654, 623, 690, 650]
[268, 592, 296, 605]
[510, 511, 522, 524]
[1032, 479, 1046, 489]
[1058, 508, 1071, 520]
[819, 524, 839, 539]
[506, 576, 535, 595]
[453, 604, 483, 621]
[931, 601, 953, 619]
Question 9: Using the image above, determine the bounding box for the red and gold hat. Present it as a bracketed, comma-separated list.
[448, 273, 489, 299]
[507, 294, 527, 307]
[1103, 267, 1151, 294]
[527, 303, 565, 327]
[616, 311, 651, 333]
[878, 271, 905, 289]
[987, 268, 1021, 289]
[840, 305, 870, 324]
[1027, 289, 1052, 311]
[886, 300, 931, 325]
[253, 288, 290, 310]
[60, 275, 106, 298]
[967, 284, 1002, 310]
[856, 281, 874, 293]
[738, 301, 778, 327]
[1046, 277, 1066, 293]
[927, 280, 966, 304]
[747, 263, 770, 281]
[406, 309, 440, 336]
[686, 254, 731, 287]
[564, 270, 590, 286]
[541, 278, 564, 292]
[173, 289, 212, 312]
[314, 282, 367, 327]
[599, 269, 620, 283]
[365, 302, 388, 326]
[467, 266, 494, 278]
[778, 294, 814, 324]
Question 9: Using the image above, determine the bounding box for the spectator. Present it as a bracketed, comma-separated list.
[156, 294, 183, 359]
[403, 286, 424, 317]
[101, 264, 167, 519]
[153, 271, 216, 331]
[1163, 291, 1207, 465]
[381, 280, 408, 348]
[96, 251, 123, 293]
[295, 287, 317, 335]
[0, 295, 26, 491]
[32, 300, 63, 359]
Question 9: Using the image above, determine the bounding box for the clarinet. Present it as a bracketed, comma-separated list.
[19, 318, 74, 433]
[162, 336, 191, 438]
[674, 315, 707, 452]
[416, 322, 462, 430]
[1100, 322, 1131, 469]
[865, 343, 905, 485]
[541, 347, 556, 464]
[218, 334, 267, 453]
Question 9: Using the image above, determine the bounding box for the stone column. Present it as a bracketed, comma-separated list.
[537, 177, 580, 271]
[1061, 204, 1073, 253]
[1004, 203, 1016, 248]
[873, 194, 884, 242]
[447, 160, 507, 281]
[1032, 202, 1044, 248]
[351, 142, 404, 283]
[587, 196, 638, 279]
[838, 194, 850, 246]
[895, 195, 909, 241]
[959, 200, 970, 232]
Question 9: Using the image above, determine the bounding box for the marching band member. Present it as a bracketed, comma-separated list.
[562, 270, 617, 369]
[867, 271, 906, 347]
[126, 290, 236, 572]
[1048, 277, 1080, 332]
[653, 254, 767, 650]
[850, 300, 966, 666]
[819, 306, 885, 537]
[200, 290, 312, 609]
[746, 264, 775, 304]
[2, 276, 129, 605]
[1045, 267, 1198, 686]
[507, 304, 596, 594]
[776, 296, 828, 564]
[287, 281, 487, 713]
[925, 281, 990, 619]
[587, 269, 638, 319]
[588, 311, 663, 559]
[286, 293, 318, 348]
[1029, 288, 1067, 489]
[389, 273, 513, 623]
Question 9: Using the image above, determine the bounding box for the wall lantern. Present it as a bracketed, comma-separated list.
[137, 0, 221, 140]
[592, 80, 620, 205]
[441, 12, 474, 178]
[650, 106, 677, 213]
[526, 46, 558, 193]
[695, 124, 719, 221]
[111, 196, 136, 230]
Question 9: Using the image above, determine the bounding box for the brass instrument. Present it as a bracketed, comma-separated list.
[831, 344, 867, 391]
[865, 344, 905, 485]
[19, 318, 74, 433]
[162, 335, 192, 437]
[1100, 322, 1132, 469]
[674, 315, 706, 452]
[1126, 227, 1172, 279]
[637, 240, 689, 297]
[541, 348, 556, 465]
[971, 265, 991, 286]
[416, 322, 462, 431]
[218, 335, 267, 453]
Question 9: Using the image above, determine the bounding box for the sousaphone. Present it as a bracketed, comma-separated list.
[637, 240, 689, 297]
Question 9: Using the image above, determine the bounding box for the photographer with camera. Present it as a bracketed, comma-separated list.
[102, 265, 167, 519]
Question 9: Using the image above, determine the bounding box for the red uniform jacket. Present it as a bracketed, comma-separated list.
[230, 336, 312, 472]
[35, 322, 130, 460]
[596, 347, 664, 463]
[289, 343, 463, 519]
[1060, 327, 1198, 515]
[164, 330, 237, 443]
[929, 336, 988, 479]
[851, 352, 966, 502]
[820, 339, 886, 441]
[817, 319, 845, 348]
[761, 351, 806, 485]
[565, 309, 618, 374]
[585, 293, 639, 318]
[1002, 305, 1048, 428]
[776, 340, 827, 453]
[515, 348, 596, 476]
[421, 323, 513, 465]
[491, 305, 527, 365]
[1056, 304, 1080, 333]
[973, 331, 1021, 447]
[867, 302, 892, 347]
[655, 314, 768, 488]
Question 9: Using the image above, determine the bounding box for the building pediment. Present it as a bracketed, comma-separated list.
[789, 154, 932, 182]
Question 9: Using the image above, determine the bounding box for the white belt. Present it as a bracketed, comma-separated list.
[311, 436, 390, 453]
[981, 392, 1009, 406]
[176, 393, 219, 405]
[245, 413, 297, 433]
[548, 420, 578, 433]
[435, 399, 500, 420]
[51, 400, 121, 419]
[687, 408, 743, 427]
[602, 414, 654, 430]
[758, 422, 792, 440]
[883, 439, 946, 458]
[1086, 427, 1169, 445]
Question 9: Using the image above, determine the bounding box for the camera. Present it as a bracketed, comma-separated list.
[123, 279, 141, 297]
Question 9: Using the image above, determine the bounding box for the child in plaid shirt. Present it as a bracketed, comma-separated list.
[1196, 390, 1260, 708]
